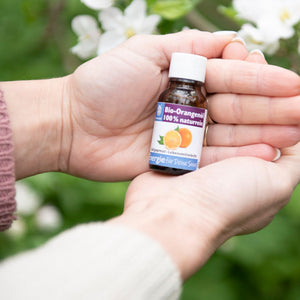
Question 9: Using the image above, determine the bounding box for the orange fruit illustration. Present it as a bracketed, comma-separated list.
[179, 128, 192, 148]
[163, 130, 182, 150]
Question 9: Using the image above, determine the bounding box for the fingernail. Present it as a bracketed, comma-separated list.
[213, 30, 237, 36]
[250, 49, 265, 58]
[231, 37, 247, 47]
[272, 148, 281, 162]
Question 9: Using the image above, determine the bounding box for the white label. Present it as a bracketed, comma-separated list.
[149, 102, 207, 171]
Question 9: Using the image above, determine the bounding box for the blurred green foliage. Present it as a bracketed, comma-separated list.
[149, 0, 200, 20]
[0, 0, 300, 299]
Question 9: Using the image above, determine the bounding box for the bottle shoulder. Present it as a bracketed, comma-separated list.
[159, 85, 207, 108]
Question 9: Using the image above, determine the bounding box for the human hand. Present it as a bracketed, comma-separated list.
[63, 30, 300, 181]
[110, 140, 300, 280]
[3, 31, 300, 180]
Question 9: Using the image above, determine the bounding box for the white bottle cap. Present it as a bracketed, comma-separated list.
[168, 52, 207, 83]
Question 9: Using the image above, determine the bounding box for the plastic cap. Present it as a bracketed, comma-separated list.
[169, 52, 207, 83]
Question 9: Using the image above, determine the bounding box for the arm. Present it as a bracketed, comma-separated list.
[1, 31, 300, 298]
[1, 144, 299, 299]
[0, 78, 67, 179]
[0, 223, 182, 300]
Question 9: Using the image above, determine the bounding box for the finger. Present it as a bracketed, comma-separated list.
[200, 144, 279, 167]
[124, 30, 236, 69]
[277, 142, 300, 187]
[222, 38, 249, 60]
[206, 59, 300, 96]
[246, 49, 267, 64]
[208, 94, 300, 125]
[207, 124, 300, 148]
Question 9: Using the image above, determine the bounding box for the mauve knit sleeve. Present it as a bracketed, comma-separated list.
[0, 89, 16, 231]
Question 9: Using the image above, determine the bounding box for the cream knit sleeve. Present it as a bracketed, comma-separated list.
[0, 223, 182, 300]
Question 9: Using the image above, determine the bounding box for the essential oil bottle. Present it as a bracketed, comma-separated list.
[149, 52, 207, 175]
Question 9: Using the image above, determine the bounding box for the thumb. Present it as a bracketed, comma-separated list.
[123, 30, 236, 69]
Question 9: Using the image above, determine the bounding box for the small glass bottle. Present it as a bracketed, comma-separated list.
[149, 52, 207, 175]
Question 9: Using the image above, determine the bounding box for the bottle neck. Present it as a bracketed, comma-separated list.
[169, 78, 203, 89]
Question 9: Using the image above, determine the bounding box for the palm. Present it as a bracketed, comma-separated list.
[65, 33, 300, 181]
[125, 147, 298, 237]
[69, 45, 166, 180]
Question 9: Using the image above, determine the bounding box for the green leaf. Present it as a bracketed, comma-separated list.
[158, 135, 164, 145]
[146, 0, 156, 7]
[174, 126, 179, 132]
[218, 5, 238, 20]
[150, 0, 201, 20]
[218, 5, 245, 26]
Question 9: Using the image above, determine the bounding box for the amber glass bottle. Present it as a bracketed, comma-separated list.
[149, 53, 207, 175]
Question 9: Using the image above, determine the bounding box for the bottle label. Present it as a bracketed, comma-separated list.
[149, 102, 207, 171]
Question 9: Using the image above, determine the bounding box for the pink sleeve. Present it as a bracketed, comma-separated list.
[0, 89, 16, 231]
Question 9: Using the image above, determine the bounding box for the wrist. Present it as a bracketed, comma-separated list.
[109, 200, 226, 280]
[1, 77, 70, 179]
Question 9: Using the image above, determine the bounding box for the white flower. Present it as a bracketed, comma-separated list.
[233, 0, 300, 41]
[35, 205, 63, 231]
[238, 23, 280, 55]
[97, 0, 160, 54]
[7, 218, 26, 238]
[15, 182, 41, 215]
[233, 0, 270, 24]
[71, 15, 101, 59]
[81, 0, 114, 10]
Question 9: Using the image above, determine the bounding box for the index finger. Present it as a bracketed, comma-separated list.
[124, 30, 236, 69]
[206, 59, 300, 97]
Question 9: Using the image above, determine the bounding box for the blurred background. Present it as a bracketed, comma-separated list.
[1, 0, 300, 299]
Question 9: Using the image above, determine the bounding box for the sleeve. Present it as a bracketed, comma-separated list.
[0, 223, 182, 300]
[0, 89, 16, 231]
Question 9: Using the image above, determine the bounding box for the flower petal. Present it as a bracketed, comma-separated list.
[125, 0, 146, 20]
[99, 7, 125, 32]
[81, 0, 113, 10]
[15, 182, 41, 215]
[277, 2, 300, 27]
[238, 24, 264, 49]
[71, 39, 98, 59]
[71, 15, 100, 37]
[264, 40, 280, 55]
[71, 15, 101, 59]
[237, 23, 280, 55]
[140, 14, 161, 33]
[239, 23, 261, 37]
[36, 205, 63, 231]
[97, 31, 127, 54]
[233, 0, 271, 24]
[257, 14, 295, 41]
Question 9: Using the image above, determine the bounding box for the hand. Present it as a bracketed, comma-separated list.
[202, 39, 300, 165]
[3, 31, 300, 180]
[109, 38, 300, 281]
[63, 30, 300, 181]
[110, 140, 300, 280]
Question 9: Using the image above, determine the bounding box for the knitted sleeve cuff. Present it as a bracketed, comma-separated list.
[0, 89, 16, 231]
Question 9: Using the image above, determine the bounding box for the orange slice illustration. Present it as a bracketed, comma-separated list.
[163, 130, 182, 150]
[179, 128, 192, 148]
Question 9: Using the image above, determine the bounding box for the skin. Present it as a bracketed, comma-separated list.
[2, 30, 300, 181]
[111, 39, 300, 280]
[1, 30, 300, 281]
